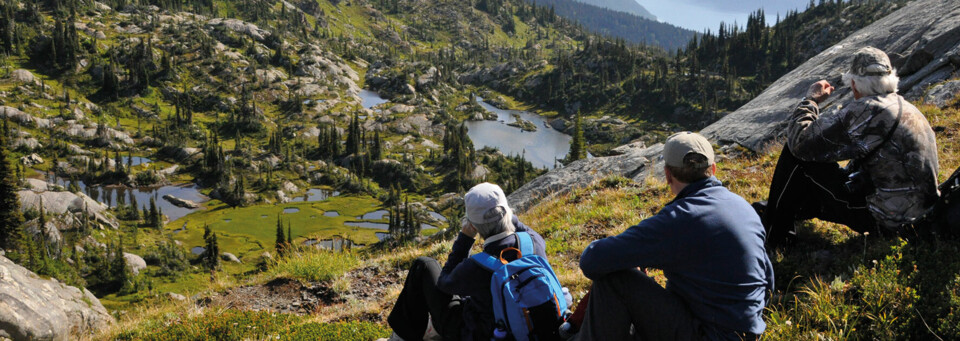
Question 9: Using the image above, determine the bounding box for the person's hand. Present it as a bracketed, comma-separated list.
[461, 221, 478, 238]
[806, 80, 835, 104]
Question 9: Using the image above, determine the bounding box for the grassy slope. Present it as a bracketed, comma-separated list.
[98, 93, 960, 340]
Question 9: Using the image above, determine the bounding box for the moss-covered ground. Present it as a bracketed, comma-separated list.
[169, 195, 384, 260]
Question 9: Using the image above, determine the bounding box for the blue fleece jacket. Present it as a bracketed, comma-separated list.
[579, 177, 774, 338]
[437, 217, 547, 341]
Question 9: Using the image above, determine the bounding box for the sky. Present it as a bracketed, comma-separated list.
[640, 0, 813, 32]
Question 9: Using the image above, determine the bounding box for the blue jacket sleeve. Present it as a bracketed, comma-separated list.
[437, 232, 485, 295]
[579, 215, 674, 280]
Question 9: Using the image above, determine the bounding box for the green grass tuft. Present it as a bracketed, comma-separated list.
[269, 249, 360, 283]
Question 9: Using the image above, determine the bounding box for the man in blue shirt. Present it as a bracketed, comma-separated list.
[573, 132, 775, 341]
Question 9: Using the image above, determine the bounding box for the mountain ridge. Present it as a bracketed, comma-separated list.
[572, 0, 656, 20]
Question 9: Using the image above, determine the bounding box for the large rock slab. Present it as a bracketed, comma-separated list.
[123, 253, 147, 275]
[0, 107, 52, 129]
[0, 256, 114, 340]
[18, 181, 119, 229]
[9, 69, 37, 84]
[700, 0, 960, 151]
[508, 144, 663, 212]
[925, 80, 960, 108]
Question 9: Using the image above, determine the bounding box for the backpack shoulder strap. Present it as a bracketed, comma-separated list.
[862, 96, 903, 161]
[471, 252, 503, 272]
[516, 231, 534, 257]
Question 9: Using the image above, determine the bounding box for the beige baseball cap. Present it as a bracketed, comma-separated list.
[850, 46, 893, 77]
[663, 132, 715, 168]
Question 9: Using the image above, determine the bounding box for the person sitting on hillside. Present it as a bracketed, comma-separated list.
[761, 46, 940, 248]
[571, 132, 774, 341]
[381, 182, 549, 341]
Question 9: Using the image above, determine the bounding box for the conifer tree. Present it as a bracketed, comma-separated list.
[566, 110, 586, 163]
[275, 215, 286, 256]
[0, 132, 23, 253]
[202, 224, 220, 271]
[371, 129, 383, 160]
[112, 235, 131, 293]
[149, 197, 160, 228]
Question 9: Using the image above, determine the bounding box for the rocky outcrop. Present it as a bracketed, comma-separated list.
[0, 106, 52, 129]
[162, 194, 200, 209]
[20, 153, 43, 167]
[10, 69, 37, 84]
[18, 181, 119, 229]
[0, 256, 114, 340]
[221, 252, 242, 263]
[925, 80, 960, 108]
[123, 253, 147, 275]
[508, 144, 663, 212]
[700, 0, 960, 152]
[207, 18, 270, 42]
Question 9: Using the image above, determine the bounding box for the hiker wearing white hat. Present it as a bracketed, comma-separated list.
[384, 183, 549, 341]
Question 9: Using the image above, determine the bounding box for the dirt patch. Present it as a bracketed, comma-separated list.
[203, 278, 337, 314]
[202, 266, 403, 317]
[341, 266, 403, 301]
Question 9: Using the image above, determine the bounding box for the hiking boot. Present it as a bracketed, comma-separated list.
[751, 201, 767, 218]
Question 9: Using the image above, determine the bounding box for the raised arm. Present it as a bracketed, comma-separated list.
[787, 81, 864, 162]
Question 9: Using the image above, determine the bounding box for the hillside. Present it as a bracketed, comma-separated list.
[573, 0, 655, 20]
[529, 0, 692, 50]
[87, 91, 960, 340]
[1, 0, 958, 339]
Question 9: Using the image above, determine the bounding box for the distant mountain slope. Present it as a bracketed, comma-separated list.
[572, 0, 656, 20]
[531, 0, 693, 50]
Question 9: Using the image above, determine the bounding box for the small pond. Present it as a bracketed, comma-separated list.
[283, 207, 300, 214]
[357, 210, 389, 220]
[465, 97, 573, 169]
[191, 246, 205, 255]
[323, 211, 340, 217]
[292, 188, 340, 202]
[358, 89, 388, 109]
[49, 174, 207, 222]
[428, 211, 447, 222]
[375, 232, 390, 241]
[121, 156, 152, 167]
[344, 221, 390, 230]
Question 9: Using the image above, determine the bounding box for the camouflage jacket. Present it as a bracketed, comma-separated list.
[787, 93, 940, 228]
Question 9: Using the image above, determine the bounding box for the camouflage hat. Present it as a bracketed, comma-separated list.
[663, 131, 714, 168]
[850, 46, 893, 77]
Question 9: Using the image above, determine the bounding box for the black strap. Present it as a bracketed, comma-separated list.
[861, 96, 903, 161]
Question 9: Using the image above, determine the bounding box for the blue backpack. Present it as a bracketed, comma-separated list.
[471, 232, 568, 341]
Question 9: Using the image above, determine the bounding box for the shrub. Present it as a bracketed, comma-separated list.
[269, 249, 360, 283]
[284, 321, 390, 340]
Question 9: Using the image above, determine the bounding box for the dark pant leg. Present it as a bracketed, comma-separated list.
[573, 269, 702, 341]
[764, 146, 878, 248]
[387, 257, 463, 341]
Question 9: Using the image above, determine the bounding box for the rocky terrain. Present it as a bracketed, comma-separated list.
[0, 255, 114, 340]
